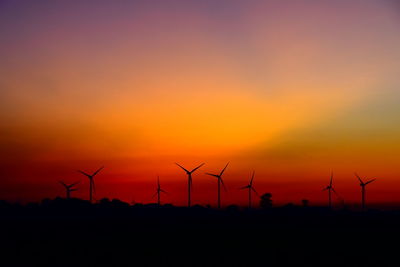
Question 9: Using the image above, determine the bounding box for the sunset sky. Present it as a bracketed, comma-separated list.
[1, 0, 400, 207]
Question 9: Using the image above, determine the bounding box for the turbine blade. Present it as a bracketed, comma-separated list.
[69, 181, 80, 188]
[251, 187, 260, 197]
[59, 181, 67, 188]
[354, 173, 364, 184]
[92, 166, 104, 177]
[322, 187, 328, 191]
[151, 192, 158, 199]
[330, 172, 333, 187]
[220, 178, 227, 192]
[205, 173, 219, 178]
[239, 186, 248, 190]
[250, 171, 255, 186]
[332, 188, 340, 197]
[160, 189, 168, 194]
[175, 163, 189, 173]
[190, 163, 205, 173]
[220, 162, 229, 176]
[78, 170, 91, 178]
[365, 178, 376, 185]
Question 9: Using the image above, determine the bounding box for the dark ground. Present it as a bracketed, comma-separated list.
[0, 198, 398, 267]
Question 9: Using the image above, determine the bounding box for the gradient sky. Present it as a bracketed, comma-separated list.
[1, 0, 400, 207]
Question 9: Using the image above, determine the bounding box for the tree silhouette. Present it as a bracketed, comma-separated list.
[302, 199, 309, 207]
[260, 193, 273, 209]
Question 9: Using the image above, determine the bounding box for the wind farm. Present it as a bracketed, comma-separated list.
[1, 0, 399, 266]
[34, 148, 383, 211]
[0, 168, 395, 267]
[53, 164, 378, 211]
[2, 164, 387, 210]
[1, 0, 398, 211]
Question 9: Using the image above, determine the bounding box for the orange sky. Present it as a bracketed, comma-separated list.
[1, 0, 400, 206]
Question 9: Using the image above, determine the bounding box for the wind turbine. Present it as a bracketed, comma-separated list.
[78, 166, 104, 203]
[153, 176, 168, 206]
[175, 163, 205, 207]
[355, 173, 376, 210]
[323, 172, 338, 208]
[205, 162, 229, 209]
[240, 171, 259, 209]
[59, 181, 80, 199]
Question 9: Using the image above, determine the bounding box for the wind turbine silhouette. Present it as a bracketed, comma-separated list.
[59, 181, 79, 199]
[175, 163, 205, 207]
[153, 176, 168, 206]
[240, 171, 259, 209]
[355, 173, 376, 210]
[323, 172, 338, 208]
[78, 166, 104, 203]
[205, 162, 229, 209]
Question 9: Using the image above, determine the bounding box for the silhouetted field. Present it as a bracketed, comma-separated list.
[0, 198, 399, 267]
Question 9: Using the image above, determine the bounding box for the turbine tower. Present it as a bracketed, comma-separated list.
[153, 176, 168, 206]
[78, 166, 104, 203]
[355, 173, 376, 210]
[175, 163, 205, 207]
[59, 181, 79, 199]
[205, 162, 229, 209]
[240, 171, 259, 209]
[323, 172, 338, 208]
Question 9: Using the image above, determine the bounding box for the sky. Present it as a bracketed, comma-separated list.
[1, 0, 400, 207]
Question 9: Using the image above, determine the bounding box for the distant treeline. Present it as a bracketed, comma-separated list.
[0, 196, 391, 217]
